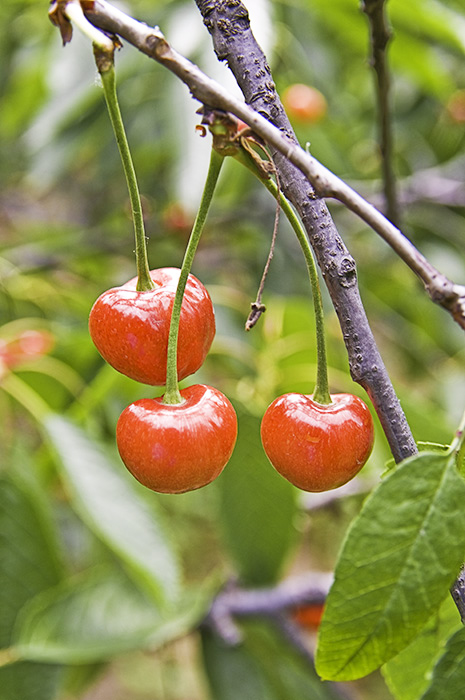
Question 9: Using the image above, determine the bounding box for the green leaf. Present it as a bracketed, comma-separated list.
[420, 627, 465, 700]
[14, 565, 210, 665]
[0, 663, 64, 700]
[202, 627, 275, 700]
[217, 404, 297, 585]
[382, 596, 461, 700]
[0, 473, 63, 646]
[315, 451, 465, 681]
[44, 414, 179, 607]
[202, 620, 344, 700]
[0, 471, 64, 700]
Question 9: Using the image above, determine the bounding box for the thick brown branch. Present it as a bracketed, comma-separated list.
[194, 0, 418, 461]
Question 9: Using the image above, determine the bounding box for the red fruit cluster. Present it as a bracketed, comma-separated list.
[90, 268, 237, 494]
[90, 271, 374, 495]
[260, 393, 374, 492]
[89, 267, 215, 386]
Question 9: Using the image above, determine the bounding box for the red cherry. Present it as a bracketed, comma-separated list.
[260, 393, 374, 492]
[0, 330, 55, 368]
[282, 83, 327, 124]
[292, 602, 325, 630]
[89, 268, 215, 385]
[116, 384, 237, 494]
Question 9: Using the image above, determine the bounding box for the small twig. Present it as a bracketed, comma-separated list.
[245, 154, 282, 331]
[361, 0, 399, 225]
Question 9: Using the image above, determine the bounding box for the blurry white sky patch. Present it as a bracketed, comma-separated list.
[167, 0, 274, 213]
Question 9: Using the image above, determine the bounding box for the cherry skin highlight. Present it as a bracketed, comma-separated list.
[116, 384, 238, 494]
[260, 393, 374, 492]
[89, 268, 215, 386]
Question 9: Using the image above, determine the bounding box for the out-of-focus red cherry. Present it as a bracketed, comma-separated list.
[0, 329, 55, 369]
[282, 83, 327, 124]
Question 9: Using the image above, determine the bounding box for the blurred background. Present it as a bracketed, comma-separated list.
[1, 0, 464, 698]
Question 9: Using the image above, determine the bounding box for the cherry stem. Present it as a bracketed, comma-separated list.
[234, 147, 332, 405]
[64, 2, 152, 291]
[96, 52, 154, 292]
[163, 148, 225, 405]
[450, 408, 465, 476]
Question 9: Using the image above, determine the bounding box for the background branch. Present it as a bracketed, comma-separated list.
[361, 0, 399, 225]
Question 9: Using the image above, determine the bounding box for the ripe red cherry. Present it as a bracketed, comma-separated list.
[89, 268, 215, 385]
[261, 393, 374, 492]
[282, 83, 327, 124]
[116, 384, 237, 494]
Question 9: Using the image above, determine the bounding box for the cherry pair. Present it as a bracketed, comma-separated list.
[89, 267, 237, 494]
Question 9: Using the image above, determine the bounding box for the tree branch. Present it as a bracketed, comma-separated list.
[75, 0, 418, 463]
[79, 0, 465, 335]
[204, 572, 331, 645]
[193, 0, 419, 463]
[361, 0, 399, 225]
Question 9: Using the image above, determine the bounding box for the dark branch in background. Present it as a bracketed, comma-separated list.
[351, 159, 465, 209]
[204, 573, 354, 698]
[193, 0, 416, 462]
[205, 572, 331, 645]
[361, 0, 399, 225]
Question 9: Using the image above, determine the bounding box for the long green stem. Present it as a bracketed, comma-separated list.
[163, 149, 225, 405]
[450, 407, 465, 476]
[234, 147, 332, 404]
[64, 4, 151, 290]
[98, 59, 154, 292]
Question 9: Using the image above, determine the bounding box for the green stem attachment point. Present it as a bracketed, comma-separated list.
[234, 145, 332, 405]
[450, 408, 465, 477]
[163, 149, 225, 405]
[96, 54, 154, 292]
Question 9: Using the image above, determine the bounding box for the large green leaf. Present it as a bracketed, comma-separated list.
[315, 450, 465, 681]
[217, 404, 297, 585]
[0, 471, 64, 699]
[0, 473, 62, 646]
[44, 414, 179, 607]
[382, 596, 461, 700]
[13, 566, 210, 665]
[0, 663, 64, 700]
[420, 627, 465, 700]
[202, 620, 344, 700]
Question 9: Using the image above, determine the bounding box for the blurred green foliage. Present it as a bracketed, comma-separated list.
[0, 0, 464, 698]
